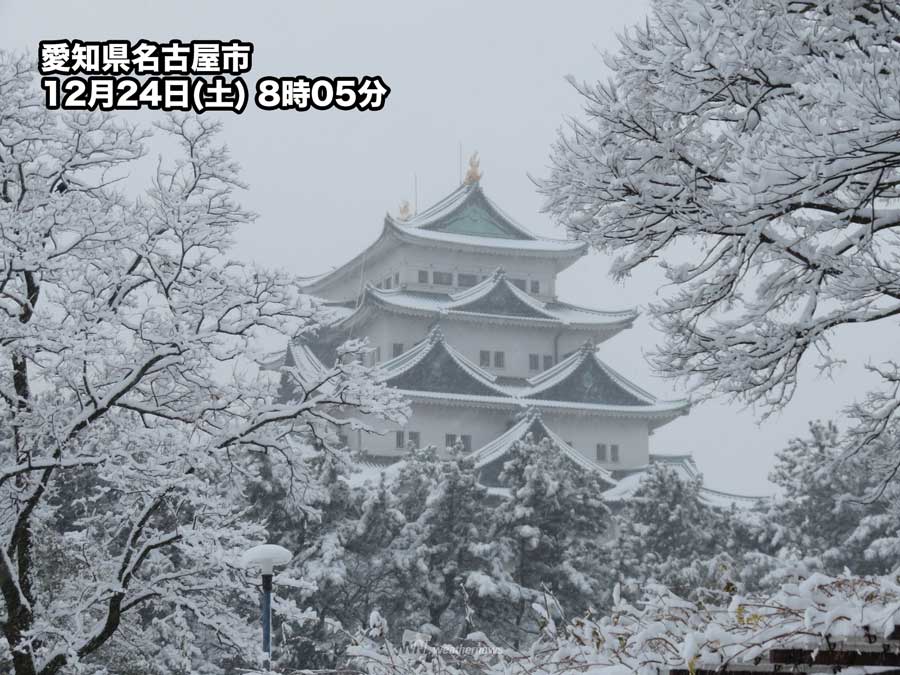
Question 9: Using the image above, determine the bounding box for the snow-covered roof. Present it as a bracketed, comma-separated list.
[301, 182, 586, 295]
[375, 328, 689, 422]
[322, 268, 635, 333]
[378, 327, 511, 397]
[286, 341, 329, 379]
[470, 408, 616, 486]
[603, 453, 765, 508]
[285, 327, 686, 425]
[389, 182, 583, 250]
[524, 340, 672, 407]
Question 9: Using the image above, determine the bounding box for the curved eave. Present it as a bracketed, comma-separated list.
[604, 470, 764, 508]
[364, 286, 637, 333]
[525, 347, 663, 407]
[397, 388, 690, 423]
[444, 310, 633, 333]
[371, 304, 634, 334]
[470, 415, 616, 486]
[299, 224, 396, 295]
[385, 216, 587, 259]
[300, 214, 586, 297]
[377, 335, 510, 397]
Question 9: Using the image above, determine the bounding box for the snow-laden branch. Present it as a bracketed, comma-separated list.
[0, 52, 407, 675]
[540, 0, 900, 465]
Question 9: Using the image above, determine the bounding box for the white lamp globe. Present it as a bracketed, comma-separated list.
[242, 544, 292, 575]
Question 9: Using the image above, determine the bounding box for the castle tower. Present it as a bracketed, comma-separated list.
[290, 178, 689, 478]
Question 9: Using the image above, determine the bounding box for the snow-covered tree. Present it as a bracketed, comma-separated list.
[611, 464, 738, 603]
[763, 421, 886, 573]
[352, 571, 900, 675]
[389, 446, 492, 639]
[475, 437, 612, 646]
[0, 53, 404, 675]
[742, 420, 900, 581]
[270, 468, 410, 670]
[541, 0, 900, 477]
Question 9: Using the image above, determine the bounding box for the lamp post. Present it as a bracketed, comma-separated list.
[242, 544, 293, 670]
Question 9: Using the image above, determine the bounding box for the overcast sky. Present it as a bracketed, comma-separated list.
[2, 0, 892, 493]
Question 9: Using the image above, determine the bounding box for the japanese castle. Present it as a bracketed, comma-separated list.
[284, 161, 726, 496]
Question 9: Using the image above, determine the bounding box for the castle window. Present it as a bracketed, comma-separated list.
[418, 270, 429, 283]
[385, 277, 393, 290]
[457, 273, 478, 288]
[510, 278, 526, 291]
[596, 443, 607, 462]
[610, 444, 620, 463]
[433, 271, 453, 285]
[393, 272, 400, 287]
[460, 434, 472, 451]
[408, 431, 420, 449]
[493, 351, 505, 369]
[445, 433, 457, 448]
[530, 280, 540, 294]
[529, 354, 540, 371]
[395, 431, 405, 449]
[479, 350, 491, 367]
[543, 354, 554, 370]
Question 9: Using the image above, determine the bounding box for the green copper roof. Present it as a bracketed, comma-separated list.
[420, 202, 524, 239]
[419, 191, 532, 240]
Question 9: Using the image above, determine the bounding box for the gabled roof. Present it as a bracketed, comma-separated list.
[322, 269, 636, 334]
[385, 184, 586, 254]
[285, 328, 687, 423]
[470, 408, 616, 487]
[301, 182, 586, 296]
[525, 342, 658, 406]
[450, 271, 550, 318]
[397, 182, 535, 239]
[371, 328, 689, 422]
[379, 328, 510, 398]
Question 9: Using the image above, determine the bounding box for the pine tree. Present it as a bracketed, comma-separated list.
[763, 421, 893, 576]
[611, 464, 734, 602]
[388, 446, 493, 639]
[477, 437, 612, 646]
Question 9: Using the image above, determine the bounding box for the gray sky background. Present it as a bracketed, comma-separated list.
[2, 0, 892, 493]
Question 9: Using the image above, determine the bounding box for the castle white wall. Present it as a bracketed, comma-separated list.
[350, 401, 650, 471]
[353, 403, 510, 457]
[316, 241, 562, 303]
[396, 246, 559, 299]
[362, 313, 602, 379]
[538, 411, 650, 470]
[315, 242, 408, 302]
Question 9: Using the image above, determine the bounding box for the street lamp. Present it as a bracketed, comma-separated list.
[242, 544, 293, 669]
